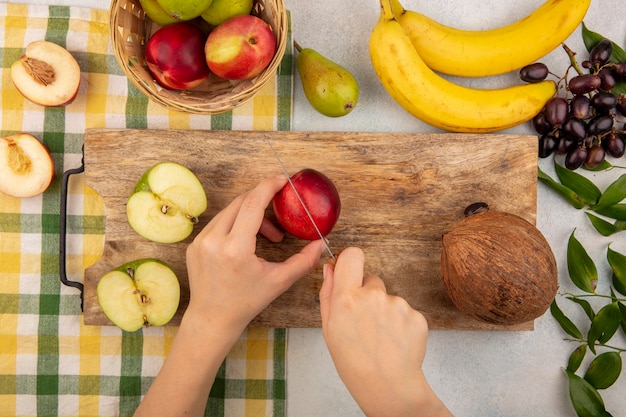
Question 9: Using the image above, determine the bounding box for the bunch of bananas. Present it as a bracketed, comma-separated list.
[369, 0, 591, 133]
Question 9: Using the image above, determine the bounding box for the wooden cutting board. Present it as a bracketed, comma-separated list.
[83, 129, 539, 330]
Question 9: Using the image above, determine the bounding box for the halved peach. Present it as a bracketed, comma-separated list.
[10, 40, 81, 107]
[0, 133, 54, 198]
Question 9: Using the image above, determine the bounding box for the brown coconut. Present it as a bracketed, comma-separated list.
[441, 206, 558, 325]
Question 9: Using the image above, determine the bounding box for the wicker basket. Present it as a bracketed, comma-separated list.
[110, 0, 287, 114]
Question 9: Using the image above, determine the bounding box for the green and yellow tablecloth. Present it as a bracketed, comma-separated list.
[0, 4, 293, 416]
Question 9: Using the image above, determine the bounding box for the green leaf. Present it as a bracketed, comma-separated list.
[568, 296, 596, 320]
[585, 212, 622, 236]
[593, 204, 626, 221]
[591, 174, 626, 212]
[538, 167, 587, 209]
[587, 302, 621, 353]
[582, 22, 626, 63]
[583, 159, 614, 172]
[607, 246, 626, 296]
[551, 300, 583, 339]
[555, 161, 602, 206]
[567, 344, 587, 373]
[584, 352, 622, 390]
[567, 230, 598, 293]
[566, 369, 608, 417]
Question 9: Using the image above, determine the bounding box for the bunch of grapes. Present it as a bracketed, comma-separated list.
[522, 40, 626, 170]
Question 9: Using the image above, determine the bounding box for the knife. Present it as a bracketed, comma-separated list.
[263, 135, 337, 264]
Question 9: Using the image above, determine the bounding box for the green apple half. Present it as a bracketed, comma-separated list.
[127, 162, 207, 243]
[97, 258, 180, 332]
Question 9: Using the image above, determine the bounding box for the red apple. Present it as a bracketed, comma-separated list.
[272, 169, 341, 241]
[10, 40, 81, 107]
[204, 14, 277, 80]
[145, 22, 210, 90]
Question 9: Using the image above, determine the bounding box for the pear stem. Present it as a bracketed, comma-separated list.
[293, 40, 302, 53]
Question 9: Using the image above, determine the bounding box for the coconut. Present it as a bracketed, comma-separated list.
[441, 204, 558, 325]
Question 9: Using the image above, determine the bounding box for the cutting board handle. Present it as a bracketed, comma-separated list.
[59, 148, 86, 312]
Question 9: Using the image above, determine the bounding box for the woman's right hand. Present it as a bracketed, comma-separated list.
[319, 247, 453, 417]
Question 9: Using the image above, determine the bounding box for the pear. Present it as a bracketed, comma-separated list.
[294, 41, 359, 117]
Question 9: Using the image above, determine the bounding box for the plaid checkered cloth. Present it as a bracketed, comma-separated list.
[0, 4, 293, 416]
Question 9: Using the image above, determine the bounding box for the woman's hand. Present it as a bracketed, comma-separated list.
[185, 175, 325, 335]
[319, 247, 453, 417]
[134, 176, 324, 417]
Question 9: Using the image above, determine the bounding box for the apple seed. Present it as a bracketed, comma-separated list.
[21, 57, 55, 86]
[141, 294, 150, 304]
[186, 214, 199, 224]
[6, 139, 32, 174]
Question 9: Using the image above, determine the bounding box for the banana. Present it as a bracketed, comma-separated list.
[390, 0, 591, 77]
[369, 0, 557, 133]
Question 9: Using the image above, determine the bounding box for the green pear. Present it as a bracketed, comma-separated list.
[156, 0, 213, 21]
[139, 0, 179, 25]
[294, 41, 359, 117]
[200, 0, 253, 26]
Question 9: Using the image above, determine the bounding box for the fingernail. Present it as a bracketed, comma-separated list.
[322, 263, 329, 280]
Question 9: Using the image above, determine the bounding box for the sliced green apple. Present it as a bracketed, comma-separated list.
[127, 162, 207, 243]
[97, 258, 180, 332]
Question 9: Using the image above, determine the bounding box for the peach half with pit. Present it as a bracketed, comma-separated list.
[11, 40, 81, 107]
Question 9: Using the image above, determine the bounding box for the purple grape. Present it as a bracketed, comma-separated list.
[604, 132, 625, 158]
[545, 97, 568, 126]
[519, 63, 549, 83]
[589, 39, 612, 66]
[569, 74, 601, 95]
[587, 115, 614, 135]
[570, 95, 591, 119]
[532, 112, 552, 134]
[565, 147, 588, 170]
[539, 134, 558, 158]
[562, 117, 587, 141]
[598, 67, 616, 91]
[557, 137, 577, 155]
[584, 145, 606, 169]
[590, 92, 617, 113]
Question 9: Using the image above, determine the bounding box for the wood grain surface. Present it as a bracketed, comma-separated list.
[83, 129, 539, 330]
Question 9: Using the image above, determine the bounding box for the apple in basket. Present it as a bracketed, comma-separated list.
[10, 40, 81, 107]
[201, 0, 254, 26]
[0, 133, 54, 198]
[272, 169, 341, 241]
[126, 162, 207, 243]
[97, 258, 180, 332]
[145, 22, 210, 90]
[204, 14, 277, 80]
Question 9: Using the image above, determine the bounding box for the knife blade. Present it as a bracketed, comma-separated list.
[263, 135, 337, 264]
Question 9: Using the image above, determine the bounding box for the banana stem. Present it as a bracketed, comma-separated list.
[380, 0, 395, 21]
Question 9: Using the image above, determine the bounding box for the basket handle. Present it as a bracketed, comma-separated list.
[59, 149, 85, 312]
